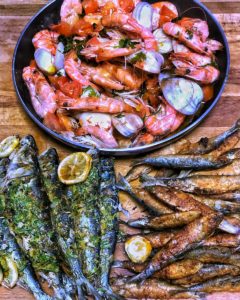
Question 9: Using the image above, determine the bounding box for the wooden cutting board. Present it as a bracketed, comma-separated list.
[0, 0, 240, 299]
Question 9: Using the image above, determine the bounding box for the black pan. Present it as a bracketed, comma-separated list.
[12, 0, 230, 156]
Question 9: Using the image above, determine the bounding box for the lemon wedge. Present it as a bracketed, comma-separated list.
[58, 152, 92, 185]
[0, 136, 20, 158]
[125, 236, 152, 263]
[3, 257, 18, 288]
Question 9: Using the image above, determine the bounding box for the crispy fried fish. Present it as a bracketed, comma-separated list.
[128, 213, 222, 282]
[142, 174, 240, 194]
[132, 148, 240, 170]
[127, 211, 201, 230]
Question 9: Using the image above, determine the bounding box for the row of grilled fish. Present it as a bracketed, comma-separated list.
[0, 135, 119, 299]
[113, 119, 240, 298]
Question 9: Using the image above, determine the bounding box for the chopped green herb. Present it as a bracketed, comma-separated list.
[82, 86, 100, 98]
[118, 38, 138, 49]
[129, 51, 147, 64]
[186, 29, 193, 40]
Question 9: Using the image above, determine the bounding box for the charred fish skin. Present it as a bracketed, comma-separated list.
[39, 148, 101, 299]
[0, 217, 52, 300]
[129, 213, 222, 283]
[182, 118, 240, 155]
[142, 174, 240, 195]
[5, 136, 70, 299]
[132, 148, 240, 170]
[67, 150, 100, 288]
[174, 264, 240, 286]
[99, 157, 120, 299]
[117, 175, 173, 215]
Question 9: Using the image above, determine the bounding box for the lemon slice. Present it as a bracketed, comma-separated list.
[0, 136, 20, 158]
[125, 236, 152, 263]
[3, 257, 18, 288]
[58, 152, 92, 185]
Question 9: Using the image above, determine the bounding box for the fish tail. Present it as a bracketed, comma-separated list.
[128, 268, 152, 283]
[116, 174, 132, 192]
[78, 277, 102, 300]
[104, 287, 124, 300]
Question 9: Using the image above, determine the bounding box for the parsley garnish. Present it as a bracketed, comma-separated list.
[186, 29, 193, 40]
[129, 51, 147, 64]
[82, 86, 100, 98]
[118, 38, 138, 49]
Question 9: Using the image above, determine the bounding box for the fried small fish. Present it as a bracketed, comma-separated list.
[142, 174, 240, 194]
[112, 278, 185, 299]
[132, 148, 240, 170]
[113, 258, 203, 280]
[129, 213, 222, 282]
[127, 211, 201, 230]
[174, 264, 240, 286]
[117, 175, 173, 215]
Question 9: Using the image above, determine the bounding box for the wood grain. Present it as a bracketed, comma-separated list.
[0, 0, 240, 299]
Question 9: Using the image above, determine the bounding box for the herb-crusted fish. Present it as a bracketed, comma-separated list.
[5, 136, 70, 299]
[99, 157, 119, 298]
[39, 148, 100, 299]
[0, 217, 52, 299]
[67, 150, 100, 287]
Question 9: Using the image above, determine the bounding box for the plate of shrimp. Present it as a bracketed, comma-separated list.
[13, 0, 230, 155]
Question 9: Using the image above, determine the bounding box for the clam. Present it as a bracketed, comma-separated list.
[112, 113, 143, 138]
[133, 2, 154, 31]
[54, 42, 65, 70]
[160, 77, 203, 115]
[153, 28, 173, 54]
[34, 48, 56, 75]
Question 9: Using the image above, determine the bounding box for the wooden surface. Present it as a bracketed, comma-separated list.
[0, 0, 240, 299]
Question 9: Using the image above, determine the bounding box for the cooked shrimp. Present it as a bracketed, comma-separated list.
[79, 61, 145, 90]
[80, 36, 141, 61]
[205, 39, 223, 52]
[142, 77, 161, 108]
[145, 99, 185, 136]
[163, 22, 212, 56]
[132, 132, 155, 147]
[83, 0, 136, 14]
[101, 12, 157, 50]
[170, 52, 212, 68]
[60, 0, 83, 26]
[43, 110, 78, 133]
[175, 65, 220, 84]
[152, 2, 178, 27]
[57, 90, 149, 116]
[64, 50, 90, 86]
[172, 40, 191, 53]
[76, 112, 118, 148]
[32, 30, 59, 55]
[177, 17, 209, 42]
[22, 66, 57, 118]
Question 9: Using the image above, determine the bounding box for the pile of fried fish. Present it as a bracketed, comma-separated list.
[113, 119, 240, 299]
[0, 135, 119, 299]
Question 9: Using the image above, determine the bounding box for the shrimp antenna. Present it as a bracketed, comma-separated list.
[179, 6, 207, 22]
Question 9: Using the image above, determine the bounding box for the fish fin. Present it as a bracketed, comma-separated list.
[80, 278, 102, 300]
[130, 159, 144, 168]
[139, 174, 155, 182]
[102, 286, 124, 300]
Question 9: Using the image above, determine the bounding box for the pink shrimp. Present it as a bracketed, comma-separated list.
[76, 112, 118, 148]
[152, 2, 178, 27]
[132, 132, 155, 147]
[145, 99, 185, 136]
[64, 50, 90, 86]
[80, 36, 141, 61]
[163, 22, 212, 56]
[169, 52, 212, 68]
[175, 65, 220, 84]
[22, 66, 57, 118]
[57, 91, 149, 117]
[101, 12, 157, 50]
[32, 30, 59, 55]
[177, 17, 209, 42]
[60, 0, 83, 27]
